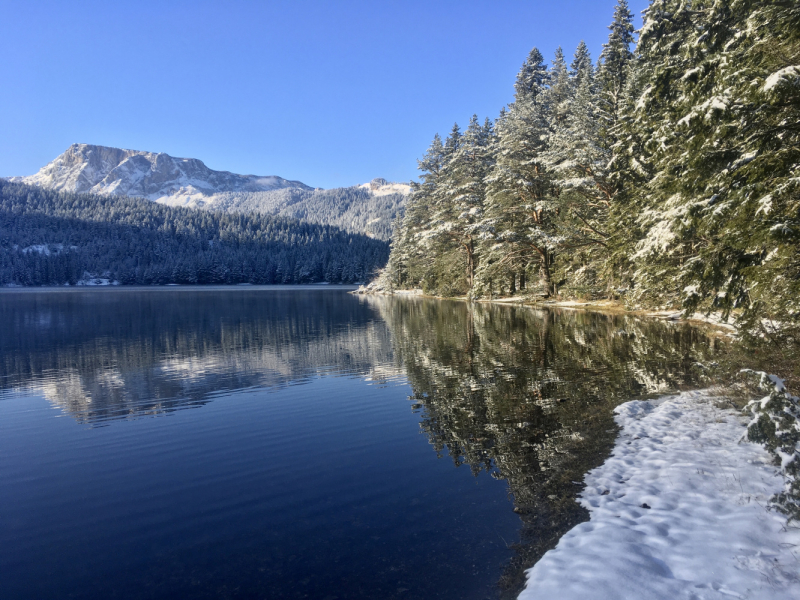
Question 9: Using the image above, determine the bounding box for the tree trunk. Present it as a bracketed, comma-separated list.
[540, 253, 555, 297]
[464, 240, 476, 291]
[519, 270, 526, 291]
[509, 272, 516, 295]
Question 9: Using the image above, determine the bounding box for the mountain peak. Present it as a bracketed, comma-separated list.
[12, 144, 312, 207]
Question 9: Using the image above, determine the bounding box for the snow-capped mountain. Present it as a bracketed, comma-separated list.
[10, 144, 312, 208]
[10, 145, 410, 240]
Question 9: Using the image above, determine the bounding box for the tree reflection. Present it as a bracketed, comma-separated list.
[364, 296, 721, 597]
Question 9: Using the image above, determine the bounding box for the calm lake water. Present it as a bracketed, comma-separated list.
[0, 287, 720, 600]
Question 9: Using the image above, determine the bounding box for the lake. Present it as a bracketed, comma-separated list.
[0, 287, 720, 600]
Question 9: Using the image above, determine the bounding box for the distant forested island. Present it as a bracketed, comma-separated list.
[0, 180, 388, 285]
[386, 0, 798, 338]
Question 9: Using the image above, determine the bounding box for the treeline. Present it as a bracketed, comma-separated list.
[0, 180, 389, 286]
[212, 185, 406, 241]
[388, 0, 799, 334]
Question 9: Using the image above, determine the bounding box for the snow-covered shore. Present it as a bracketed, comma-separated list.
[519, 390, 800, 600]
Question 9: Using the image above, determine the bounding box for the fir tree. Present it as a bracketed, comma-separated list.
[480, 48, 558, 297]
[596, 0, 635, 125]
[389, 133, 449, 291]
[570, 40, 594, 90]
[427, 115, 495, 290]
[625, 0, 800, 334]
[543, 45, 613, 295]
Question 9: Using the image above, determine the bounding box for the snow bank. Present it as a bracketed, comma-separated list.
[519, 390, 800, 600]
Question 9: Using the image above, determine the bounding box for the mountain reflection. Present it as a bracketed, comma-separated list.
[0, 288, 396, 423]
[362, 296, 721, 596]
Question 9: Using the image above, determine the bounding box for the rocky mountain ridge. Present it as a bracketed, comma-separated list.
[9, 144, 410, 240]
[10, 144, 410, 206]
[9, 144, 313, 207]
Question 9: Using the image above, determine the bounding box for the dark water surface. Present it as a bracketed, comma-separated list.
[0, 287, 721, 599]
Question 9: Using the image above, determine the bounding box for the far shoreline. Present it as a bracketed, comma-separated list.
[0, 284, 360, 293]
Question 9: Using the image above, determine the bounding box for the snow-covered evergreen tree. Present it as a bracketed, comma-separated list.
[384, 0, 798, 350]
[388, 133, 447, 289]
[596, 0, 635, 125]
[543, 42, 618, 296]
[625, 0, 799, 336]
[426, 115, 495, 290]
[479, 48, 558, 297]
[570, 40, 594, 90]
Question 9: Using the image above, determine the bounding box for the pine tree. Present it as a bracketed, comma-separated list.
[596, 0, 635, 125]
[480, 48, 558, 297]
[543, 44, 613, 296]
[426, 115, 495, 290]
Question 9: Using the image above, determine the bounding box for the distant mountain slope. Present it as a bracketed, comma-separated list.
[11, 145, 409, 240]
[0, 180, 388, 286]
[10, 143, 311, 203]
[212, 182, 407, 241]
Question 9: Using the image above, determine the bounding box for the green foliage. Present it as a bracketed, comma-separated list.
[616, 0, 799, 340]
[743, 370, 800, 520]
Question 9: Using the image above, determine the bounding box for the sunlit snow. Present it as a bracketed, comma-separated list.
[518, 390, 800, 600]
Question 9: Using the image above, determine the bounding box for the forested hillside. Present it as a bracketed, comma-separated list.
[388, 0, 799, 337]
[0, 181, 389, 286]
[212, 184, 406, 241]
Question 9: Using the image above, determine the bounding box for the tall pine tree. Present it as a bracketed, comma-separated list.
[480, 48, 558, 297]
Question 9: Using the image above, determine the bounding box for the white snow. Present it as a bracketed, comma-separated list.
[757, 194, 774, 216]
[519, 390, 800, 600]
[763, 66, 800, 93]
[13, 144, 311, 209]
[358, 181, 411, 196]
[633, 193, 687, 258]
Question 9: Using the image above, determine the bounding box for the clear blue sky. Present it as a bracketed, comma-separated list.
[0, 0, 648, 189]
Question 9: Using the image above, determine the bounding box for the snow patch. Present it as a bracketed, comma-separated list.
[763, 66, 800, 93]
[756, 194, 773, 215]
[358, 180, 411, 197]
[519, 390, 800, 600]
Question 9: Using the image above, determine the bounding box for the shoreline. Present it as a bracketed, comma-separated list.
[352, 286, 737, 334]
[0, 284, 360, 293]
[354, 287, 800, 596]
[518, 388, 800, 599]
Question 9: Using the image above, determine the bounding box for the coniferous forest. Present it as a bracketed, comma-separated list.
[0, 180, 388, 285]
[387, 0, 799, 340]
[213, 184, 406, 242]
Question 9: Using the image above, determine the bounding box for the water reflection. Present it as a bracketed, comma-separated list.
[0, 289, 722, 598]
[0, 288, 396, 423]
[363, 296, 720, 596]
